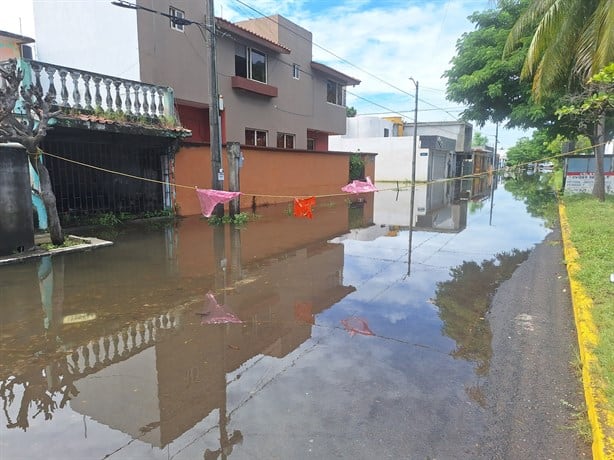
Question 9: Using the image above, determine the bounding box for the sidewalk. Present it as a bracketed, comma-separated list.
[0, 234, 113, 266]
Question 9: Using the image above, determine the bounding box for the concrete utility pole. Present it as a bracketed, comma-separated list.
[207, 0, 223, 202]
[112, 0, 224, 212]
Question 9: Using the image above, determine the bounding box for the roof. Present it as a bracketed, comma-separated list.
[0, 30, 35, 44]
[216, 18, 291, 54]
[310, 62, 360, 86]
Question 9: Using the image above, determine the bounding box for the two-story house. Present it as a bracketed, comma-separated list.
[18, 1, 366, 216]
[29, 2, 360, 151]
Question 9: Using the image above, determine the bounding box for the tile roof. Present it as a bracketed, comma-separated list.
[216, 17, 291, 54]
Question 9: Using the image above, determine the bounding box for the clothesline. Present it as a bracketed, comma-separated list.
[40, 147, 584, 204]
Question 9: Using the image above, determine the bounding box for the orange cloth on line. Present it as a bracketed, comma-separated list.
[293, 197, 316, 219]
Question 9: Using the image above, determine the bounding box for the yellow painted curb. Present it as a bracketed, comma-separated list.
[559, 202, 614, 460]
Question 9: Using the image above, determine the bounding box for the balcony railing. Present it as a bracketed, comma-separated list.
[12, 58, 175, 120]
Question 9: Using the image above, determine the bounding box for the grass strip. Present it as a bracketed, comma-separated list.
[563, 194, 614, 408]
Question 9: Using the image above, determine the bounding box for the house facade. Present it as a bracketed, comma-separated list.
[329, 116, 458, 182]
[28, 2, 359, 151]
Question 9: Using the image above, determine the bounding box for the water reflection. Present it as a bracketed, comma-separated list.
[433, 249, 530, 377]
[0, 195, 368, 455]
[0, 177, 555, 458]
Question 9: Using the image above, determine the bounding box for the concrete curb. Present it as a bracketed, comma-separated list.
[0, 235, 113, 266]
[559, 202, 614, 460]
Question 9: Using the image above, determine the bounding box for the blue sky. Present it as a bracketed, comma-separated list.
[1, 0, 530, 148]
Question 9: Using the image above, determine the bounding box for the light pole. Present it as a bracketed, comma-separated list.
[111, 0, 223, 212]
[407, 77, 418, 276]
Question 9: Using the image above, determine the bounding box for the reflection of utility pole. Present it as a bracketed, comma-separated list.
[489, 122, 498, 226]
[407, 77, 419, 276]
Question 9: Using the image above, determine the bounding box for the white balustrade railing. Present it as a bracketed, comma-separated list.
[14, 58, 175, 121]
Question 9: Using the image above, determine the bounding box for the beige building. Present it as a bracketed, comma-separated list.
[28, 2, 360, 150]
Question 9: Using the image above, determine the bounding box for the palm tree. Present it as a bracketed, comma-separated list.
[504, 0, 614, 200]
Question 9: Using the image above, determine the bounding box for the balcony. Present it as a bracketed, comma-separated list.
[231, 75, 278, 97]
[3, 58, 180, 131]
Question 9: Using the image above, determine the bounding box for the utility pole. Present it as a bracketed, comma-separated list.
[206, 0, 224, 216]
[111, 0, 224, 212]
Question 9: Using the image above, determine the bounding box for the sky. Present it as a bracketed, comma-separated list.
[0, 0, 530, 149]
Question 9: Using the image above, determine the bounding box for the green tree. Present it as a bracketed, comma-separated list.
[556, 64, 614, 201]
[505, 0, 614, 200]
[346, 106, 357, 117]
[444, 0, 559, 130]
[472, 132, 489, 147]
[0, 60, 64, 245]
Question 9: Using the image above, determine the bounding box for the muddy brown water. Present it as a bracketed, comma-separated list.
[0, 181, 559, 459]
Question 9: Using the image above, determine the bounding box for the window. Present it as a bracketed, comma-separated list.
[246, 128, 267, 147]
[326, 80, 345, 106]
[235, 45, 267, 83]
[169, 6, 185, 32]
[292, 64, 300, 79]
[384, 128, 390, 137]
[307, 138, 315, 151]
[277, 133, 295, 149]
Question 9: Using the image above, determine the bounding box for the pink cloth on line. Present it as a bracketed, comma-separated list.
[201, 292, 243, 325]
[196, 188, 242, 217]
[341, 316, 375, 337]
[341, 177, 378, 194]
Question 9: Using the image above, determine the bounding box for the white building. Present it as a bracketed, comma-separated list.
[330, 116, 467, 182]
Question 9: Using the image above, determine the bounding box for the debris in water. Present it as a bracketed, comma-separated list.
[341, 316, 374, 337]
[199, 292, 243, 324]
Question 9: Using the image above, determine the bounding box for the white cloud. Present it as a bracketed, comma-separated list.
[1, 0, 528, 146]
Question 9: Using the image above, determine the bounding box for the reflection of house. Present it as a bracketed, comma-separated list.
[28, 4, 359, 150]
[373, 182, 467, 233]
[1, 194, 373, 444]
[70, 236, 354, 448]
[329, 116, 463, 182]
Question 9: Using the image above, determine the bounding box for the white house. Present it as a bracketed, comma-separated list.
[330, 116, 461, 182]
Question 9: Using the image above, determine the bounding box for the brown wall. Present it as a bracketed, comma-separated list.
[174, 143, 376, 217]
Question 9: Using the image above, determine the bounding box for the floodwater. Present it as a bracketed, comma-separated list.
[0, 175, 554, 459]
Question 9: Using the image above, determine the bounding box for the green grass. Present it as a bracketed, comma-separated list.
[562, 193, 614, 408]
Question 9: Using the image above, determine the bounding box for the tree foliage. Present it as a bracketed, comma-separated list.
[444, 0, 558, 130]
[504, 0, 614, 100]
[472, 131, 489, 147]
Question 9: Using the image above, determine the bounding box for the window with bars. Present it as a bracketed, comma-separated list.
[277, 133, 295, 149]
[245, 128, 267, 146]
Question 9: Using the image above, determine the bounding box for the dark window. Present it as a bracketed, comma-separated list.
[307, 138, 315, 150]
[292, 64, 300, 79]
[326, 80, 345, 105]
[384, 128, 390, 137]
[277, 133, 295, 149]
[169, 6, 185, 32]
[246, 128, 267, 146]
[235, 45, 267, 83]
[235, 44, 247, 78]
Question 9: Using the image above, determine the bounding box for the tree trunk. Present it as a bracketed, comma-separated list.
[592, 114, 606, 202]
[36, 160, 64, 245]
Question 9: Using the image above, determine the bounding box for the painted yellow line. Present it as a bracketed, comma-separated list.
[559, 203, 614, 459]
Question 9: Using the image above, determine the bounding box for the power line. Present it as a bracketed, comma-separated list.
[230, 0, 461, 120]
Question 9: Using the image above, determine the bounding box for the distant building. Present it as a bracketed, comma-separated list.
[329, 116, 469, 182]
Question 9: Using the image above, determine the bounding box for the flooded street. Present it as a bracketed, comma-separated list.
[1, 177, 572, 459]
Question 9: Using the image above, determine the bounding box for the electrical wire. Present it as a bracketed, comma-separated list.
[38, 142, 606, 201]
